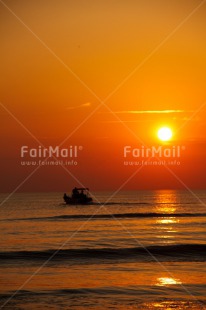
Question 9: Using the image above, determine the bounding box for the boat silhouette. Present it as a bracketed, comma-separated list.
[63, 187, 93, 205]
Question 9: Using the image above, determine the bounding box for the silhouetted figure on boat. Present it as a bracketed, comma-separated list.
[72, 187, 79, 198]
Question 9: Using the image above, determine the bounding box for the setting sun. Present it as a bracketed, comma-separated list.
[157, 127, 173, 141]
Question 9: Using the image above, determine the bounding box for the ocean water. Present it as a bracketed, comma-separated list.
[0, 190, 206, 309]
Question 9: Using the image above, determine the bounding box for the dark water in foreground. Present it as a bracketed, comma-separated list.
[0, 190, 206, 309]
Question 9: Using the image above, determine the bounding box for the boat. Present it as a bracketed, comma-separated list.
[63, 187, 93, 205]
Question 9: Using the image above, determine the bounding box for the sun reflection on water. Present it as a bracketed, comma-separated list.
[149, 301, 201, 309]
[156, 218, 179, 225]
[154, 190, 180, 214]
[156, 277, 182, 286]
[155, 217, 179, 236]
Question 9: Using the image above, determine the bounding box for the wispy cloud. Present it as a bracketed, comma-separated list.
[66, 102, 91, 110]
[101, 109, 196, 123]
[101, 120, 153, 123]
[114, 110, 189, 114]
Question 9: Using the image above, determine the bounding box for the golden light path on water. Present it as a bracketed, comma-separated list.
[156, 277, 182, 286]
[155, 217, 179, 240]
[146, 301, 203, 309]
[156, 217, 179, 225]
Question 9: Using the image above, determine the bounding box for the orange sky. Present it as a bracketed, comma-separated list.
[0, 0, 206, 192]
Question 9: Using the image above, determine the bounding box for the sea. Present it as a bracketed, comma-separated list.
[0, 190, 206, 309]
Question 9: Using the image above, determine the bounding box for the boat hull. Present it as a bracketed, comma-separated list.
[64, 196, 93, 205]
